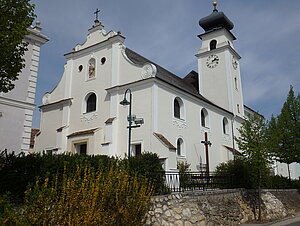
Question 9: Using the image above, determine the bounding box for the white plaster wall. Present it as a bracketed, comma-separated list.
[114, 83, 153, 158]
[68, 48, 112, 132]
[119, 49, 145, 85]
[45, 68, 67, 103]
[154, 82, 236, 171]
[0, 105, 25, 152]
[198, 49, 230, 111]
[2, 44, 33, 101]
[198, 29, 234, 54]
[35, 105, 63, 152]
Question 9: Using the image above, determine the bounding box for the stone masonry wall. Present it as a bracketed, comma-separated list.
[145, 189, 300, 226]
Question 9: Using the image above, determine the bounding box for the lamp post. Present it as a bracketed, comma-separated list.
[120, 89, 132, 157]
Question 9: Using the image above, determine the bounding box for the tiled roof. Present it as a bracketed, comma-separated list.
[105, 117, 116, 124]
[67, 128, 98, 138]
[154, 132, 176, 150]
[223, 145, 243, 156]
[125, 48, 217, 106]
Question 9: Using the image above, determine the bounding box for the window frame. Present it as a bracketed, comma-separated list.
[86, 93, 97, 113]
[210, 40, 217, 50]
[173, 97, 185, 120]
[176, 138, 184, 156]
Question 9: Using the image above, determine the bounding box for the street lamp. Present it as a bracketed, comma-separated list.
[120, 89, 132, 157]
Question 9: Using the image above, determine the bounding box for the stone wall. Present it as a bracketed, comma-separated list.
[145, 189, 300, 226]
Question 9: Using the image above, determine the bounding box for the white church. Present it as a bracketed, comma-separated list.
[35, 2, 256, 172]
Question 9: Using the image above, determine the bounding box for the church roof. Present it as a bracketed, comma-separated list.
[126, 48, 202, 97]
[125, 48, 232, 115]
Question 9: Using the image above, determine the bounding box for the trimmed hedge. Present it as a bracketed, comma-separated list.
[0, 151, 166, 202]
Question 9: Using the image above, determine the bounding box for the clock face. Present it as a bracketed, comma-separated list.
[206, 54, 219, 68]
[232, 57, 238, 70]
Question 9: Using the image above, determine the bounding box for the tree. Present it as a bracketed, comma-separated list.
[266, 86, 300, 178]
[235, 113, 272, 187]
[235, 113, 272, 221]
[0, 0, 36, 93]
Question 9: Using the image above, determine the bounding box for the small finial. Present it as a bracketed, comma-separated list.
[213, 0, 218, 12]
[33, 20, 42, 32]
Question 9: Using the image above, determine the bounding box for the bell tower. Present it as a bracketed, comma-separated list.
[196, 1, 244, 116]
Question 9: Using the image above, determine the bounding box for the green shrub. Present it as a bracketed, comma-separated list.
[0, 151, 166, 201]
[0, 151, 119, 202]
[269, 175, 300, 189]
[124, 152, 167, 194]
[0, 194, 23, 225]
[215, 157, 277, 189]
[177, 161, 192, 189]
[2, 165, 154, 225]
[215, 158, 251, 188]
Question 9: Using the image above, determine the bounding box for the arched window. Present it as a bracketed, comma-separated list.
[174, 97, 184, 119]
[174, 99, 180, 118]
[177, 138, 183, 156]
[223, 117, 229, 134]
[234, 77, 238, 90]
[201, 108, 209, 127]
[86, 93, 96, 113]
[210, 40, 217, 50]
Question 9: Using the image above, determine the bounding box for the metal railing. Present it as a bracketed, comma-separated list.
[163, 171, 232, 192]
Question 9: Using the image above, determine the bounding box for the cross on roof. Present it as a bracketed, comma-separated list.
[94, 8, 100, 21]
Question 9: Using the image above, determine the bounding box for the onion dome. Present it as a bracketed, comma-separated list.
[199, 1, 234, 32]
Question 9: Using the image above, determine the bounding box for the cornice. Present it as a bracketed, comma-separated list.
[0, 97, 35, 110]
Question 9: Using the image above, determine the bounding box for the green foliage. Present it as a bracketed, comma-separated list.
[235, 113, 272, 188]
[0, 151, 164, 201]
[124, 152, 167, 194]
[177, 161, 191, 173]
[0, 151, 118, 202]
[0, 194, 23, 225]
[3, 165, 154, 225]
[269, 175, 300, 189]
[177, 161, 192, 189]
[266, 86, 300, 165]
[215, 157, 271, 189]
[0, 0, 36, 92]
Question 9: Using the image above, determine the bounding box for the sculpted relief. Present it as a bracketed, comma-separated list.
[88, 58, 96, 78]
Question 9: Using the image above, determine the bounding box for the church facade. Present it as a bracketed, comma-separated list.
[35, 4, 255, 171]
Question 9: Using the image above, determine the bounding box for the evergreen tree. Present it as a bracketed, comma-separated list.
[235, 113, 272, 188]
[266, 86, 300, 178]
[0, 0, 36, 93]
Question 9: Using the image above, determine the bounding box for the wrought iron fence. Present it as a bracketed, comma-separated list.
[163, 171, 233, 192]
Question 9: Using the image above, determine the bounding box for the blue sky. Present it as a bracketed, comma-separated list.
[31, 0, 300, 128]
